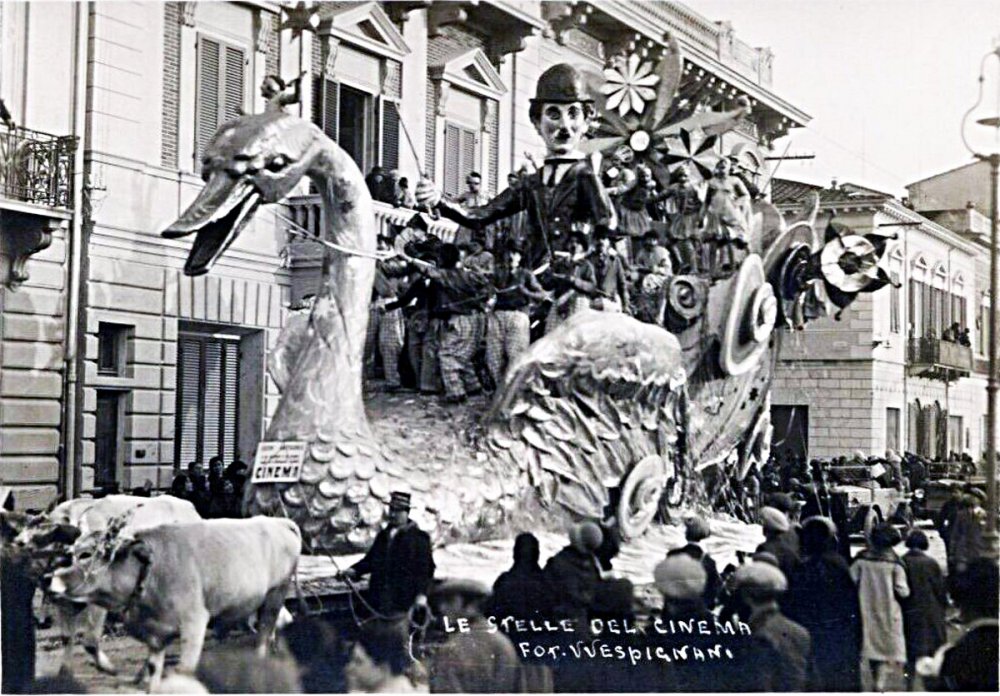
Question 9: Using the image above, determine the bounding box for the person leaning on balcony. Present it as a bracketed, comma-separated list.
[0, 97, 14, 129]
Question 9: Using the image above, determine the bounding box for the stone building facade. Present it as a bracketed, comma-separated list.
[770, 179, 990, 461]
[0, 0, 807, 508]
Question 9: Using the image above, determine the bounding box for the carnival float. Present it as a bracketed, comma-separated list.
[161, 37, 892, 553]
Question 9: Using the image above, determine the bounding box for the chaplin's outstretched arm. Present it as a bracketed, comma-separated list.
[435, 186, 524, 231]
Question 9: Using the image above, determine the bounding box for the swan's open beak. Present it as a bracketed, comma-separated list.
[162, 171, 261, 276]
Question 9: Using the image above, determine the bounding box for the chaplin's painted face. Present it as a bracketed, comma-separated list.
[537, 102, 589, 157]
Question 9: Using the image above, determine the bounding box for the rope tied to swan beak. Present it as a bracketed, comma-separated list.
[273, 210, 417, 263]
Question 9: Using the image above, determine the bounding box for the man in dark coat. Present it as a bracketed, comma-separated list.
[542, 521, 604, 628]
[1, 502, 36, 694]
[491, 532, 553, 621]
[756, 506, 800, 577]
[666, 515, 722, 608]
[416, 63, 616, 276]
[341, 491, 435, 618]
[935, 484, 963, 558]
[733, 561, 813, 692]
[901, 530, 947, 685]
[490, 533, 555, 692]
[931, 558, 999, 691]
[784, 516, 862, 691]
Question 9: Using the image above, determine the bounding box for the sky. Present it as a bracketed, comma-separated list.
[687, 0, 1000, 197]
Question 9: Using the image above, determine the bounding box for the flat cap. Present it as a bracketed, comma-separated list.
[733, 561, 788, 594]
[759, 506, 790, 534]
[653, 555, 707, 600]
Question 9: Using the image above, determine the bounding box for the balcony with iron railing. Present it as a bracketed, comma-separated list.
[0, 123, 77, 289]
[1, 124, 77, 210]
[907, 336, 974, 381]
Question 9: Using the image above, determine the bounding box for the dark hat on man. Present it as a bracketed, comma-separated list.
[905, 529, 929, 550]
[532, 64, 593, 105]
[389, 491, 411, 511]
[763, 492, 800, 514]
[569, 521, 603, 553]
[870, 522, 901, 549]
[684, 516, 711, 542]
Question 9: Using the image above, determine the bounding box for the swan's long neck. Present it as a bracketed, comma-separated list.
[265, 137, 376, 442]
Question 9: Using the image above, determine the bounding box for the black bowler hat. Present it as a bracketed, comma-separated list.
[531, 64, 593, 105]
[389, 491, 411, 511]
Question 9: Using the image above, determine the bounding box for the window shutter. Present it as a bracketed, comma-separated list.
[461, 127, 477, 178]
[196, 36, 221, 163]
[889, 271, 902, 333]
[222, 342, 240, 459]
[222, 45, 246, 123]
[381, 99, 399, 171]
[311, 75, 339, 141]
[177, 338, 203, 465]
[920, 283, 936, 337]
[443, 123, 461, 197]
[311, 75, 323, 129]
[176, 334, 242, 466]
[202, 341, 223, 460]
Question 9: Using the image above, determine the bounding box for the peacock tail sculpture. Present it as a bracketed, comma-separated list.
[161, 48, 891, 553]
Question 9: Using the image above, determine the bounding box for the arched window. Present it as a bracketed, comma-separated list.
[909, 256, 929, 338]
[908, 400, 921, 454]
[951, 272, 968, 339]
[888, 247, 903, 334]
[924, 263, 948, 337]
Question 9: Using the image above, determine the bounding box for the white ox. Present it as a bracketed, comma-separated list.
[49, 516, 302, 691]
[15, 494, 200, 676]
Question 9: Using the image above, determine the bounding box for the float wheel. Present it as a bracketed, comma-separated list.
[618, 455, 668, 541]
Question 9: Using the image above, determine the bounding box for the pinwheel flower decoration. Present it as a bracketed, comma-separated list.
[601, 54, 660, 118]
[584, 36, 753, 186]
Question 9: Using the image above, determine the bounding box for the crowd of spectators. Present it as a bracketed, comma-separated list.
[940, 321, 972, 347]
[75, 514, 991, 694]
[168, 456, 248, 518]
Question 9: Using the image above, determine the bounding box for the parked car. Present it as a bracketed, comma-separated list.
[826, 464, 910, 538]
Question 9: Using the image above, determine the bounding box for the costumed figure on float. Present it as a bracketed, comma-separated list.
[159, 35, 893, 552]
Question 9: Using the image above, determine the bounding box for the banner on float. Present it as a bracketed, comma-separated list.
[251, 441, 307, 483]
